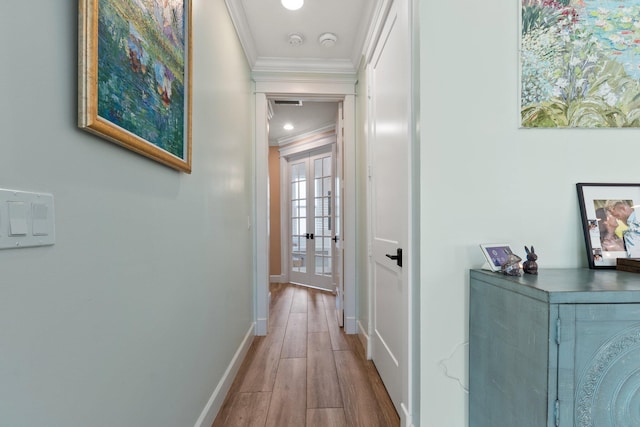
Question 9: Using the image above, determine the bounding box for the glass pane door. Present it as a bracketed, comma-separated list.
[288, 150, 334, 291]
[314, 156, 332, 277]
[290, 160, 307, 274]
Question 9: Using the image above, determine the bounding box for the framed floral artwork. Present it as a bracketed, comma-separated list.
[79, 0, 192, 173]
[521, 0, 640, 128]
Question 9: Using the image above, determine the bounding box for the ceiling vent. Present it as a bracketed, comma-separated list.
[274, 100, 303, 106]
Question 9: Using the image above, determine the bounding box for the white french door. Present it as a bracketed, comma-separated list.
[289, 149, 335, 291]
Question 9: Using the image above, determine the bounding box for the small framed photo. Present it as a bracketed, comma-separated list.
[479, 244, 516, 272]
[576, 183, 640, 269]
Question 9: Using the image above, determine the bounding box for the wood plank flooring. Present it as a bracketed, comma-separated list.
[212, 283, 399, 427]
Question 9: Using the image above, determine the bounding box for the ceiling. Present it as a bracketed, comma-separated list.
[268, 101, 338, 144]
[225, 0, 378, 73]
[225, 0, 381, 145]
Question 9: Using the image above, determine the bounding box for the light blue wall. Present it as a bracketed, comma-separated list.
[420, 0, 640, 425]
[0, 1, 254, 426]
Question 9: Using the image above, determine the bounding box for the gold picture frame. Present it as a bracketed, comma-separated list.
[78, 0, 192, 173]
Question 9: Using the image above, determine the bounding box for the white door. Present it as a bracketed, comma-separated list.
[369, 0, 411, 418]
[289, 150, 335, 291]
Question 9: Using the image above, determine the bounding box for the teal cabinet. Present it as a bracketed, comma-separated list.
[469, 269, 640, 427]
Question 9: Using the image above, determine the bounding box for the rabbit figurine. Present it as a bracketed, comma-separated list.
[523, 246, 538, 275]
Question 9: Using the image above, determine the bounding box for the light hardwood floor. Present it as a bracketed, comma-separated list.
[212, 283, 400, 427]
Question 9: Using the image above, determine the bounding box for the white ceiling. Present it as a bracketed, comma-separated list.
[268, 101, 338, 144]
[225, 0, 380, 145]
[226, 0, 378, 73]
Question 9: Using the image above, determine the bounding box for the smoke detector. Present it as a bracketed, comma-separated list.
[318, 32, 337, 47]
[288, 33, 304, 46]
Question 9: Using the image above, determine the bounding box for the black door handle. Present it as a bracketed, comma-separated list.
[332, 236, 338, 242]
[385, 248, 403, 267]
[306, 233, 314, 240]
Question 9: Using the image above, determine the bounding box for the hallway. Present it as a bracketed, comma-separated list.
[212, 283, 399, 427]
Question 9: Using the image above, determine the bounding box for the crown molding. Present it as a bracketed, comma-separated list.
[271, 123, 336, 147]
[224, 0, 257, 68]
[361, 0, 393, 65]
[350, 0, 383, 69]
[252, 57, 357, 75]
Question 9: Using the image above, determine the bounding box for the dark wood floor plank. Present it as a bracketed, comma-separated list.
[307, 348, 342, 408]
[306, 408, 347, 427]
[325, 309, 351, 351]
[281, 312, 307, 358]
[264, 358, 307, 427]
[212, 392, 271, 427]
[269, 285, 294, 328]
[307, 332, 332, 352]
[237, 326, 285, 392]
[334, 349, 399, 427]
[307, 289, 328, 333]
[214, 283, 399, 427]
[345, 334, 400, 426]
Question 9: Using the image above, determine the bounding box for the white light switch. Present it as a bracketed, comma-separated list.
[8, 202, 28, 236]
[0, 189, 55, 249]
[32, 203, 48, 236]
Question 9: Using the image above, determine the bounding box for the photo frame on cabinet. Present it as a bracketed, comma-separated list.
[576, 183, 640, 269]
[78, 0, 192, 173]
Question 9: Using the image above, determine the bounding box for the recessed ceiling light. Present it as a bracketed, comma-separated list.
[284, 123, 294, 131]
[281, 0, 303, 11]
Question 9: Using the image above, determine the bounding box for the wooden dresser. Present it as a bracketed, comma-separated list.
[469, 268, 640, 427]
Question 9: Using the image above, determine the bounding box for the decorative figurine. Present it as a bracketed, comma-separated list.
[523, 246, 538, 275]
[501, 252, 523, 276]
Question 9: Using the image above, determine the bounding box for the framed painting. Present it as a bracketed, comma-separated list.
[521, 0, 640, 128]
[78, 0, 192, 173]
[577, 183, 640, 269]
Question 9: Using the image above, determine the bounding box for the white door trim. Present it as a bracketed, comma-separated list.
[254, 80, 357, 335]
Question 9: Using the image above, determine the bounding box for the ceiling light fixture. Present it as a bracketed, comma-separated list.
[283, 123, 294, 130]
[318, 32, 337, 47]
[281, 0, 303, 11]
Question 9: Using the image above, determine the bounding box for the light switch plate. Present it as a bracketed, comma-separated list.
[0, 188, 55, 249]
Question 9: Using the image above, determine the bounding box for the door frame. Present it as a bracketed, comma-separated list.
[253, 78, 357, 335]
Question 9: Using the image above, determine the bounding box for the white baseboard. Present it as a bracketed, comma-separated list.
[400, 402, 414, 427]
[255, 317, 268, 336]
[269, 274, 286, 283]
[357, 320, 370, 358]
[193, 323, 255, 427]
[344, 316, 357, 334]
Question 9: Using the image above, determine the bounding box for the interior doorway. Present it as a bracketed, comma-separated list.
[253, 83, 357, 337]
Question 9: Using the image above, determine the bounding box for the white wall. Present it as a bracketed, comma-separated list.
[0, 1, 254, 426]
[419, 0, 640, 425]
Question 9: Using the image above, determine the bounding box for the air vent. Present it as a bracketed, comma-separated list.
[274, 100, 303, 106]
